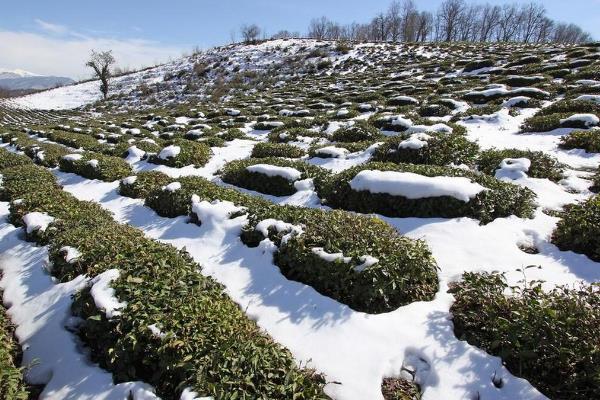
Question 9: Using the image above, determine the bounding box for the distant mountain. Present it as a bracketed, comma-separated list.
[0, 69, 74, 91]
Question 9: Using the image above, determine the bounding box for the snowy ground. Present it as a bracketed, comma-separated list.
[0, 38, 599, 400]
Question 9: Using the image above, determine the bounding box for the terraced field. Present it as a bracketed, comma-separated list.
[0, 39, 599, 400]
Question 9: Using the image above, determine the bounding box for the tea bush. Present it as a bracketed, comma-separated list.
[148, 139, 211, 168]
[59, 152, 133, 181]
[0, 306, 29, 400]
[220, 157, 328, 196]
[331, 121, 383, 142]
[449, 272, 600, 399]
[477, 148, 564, 181]
[552, 195, 600, 262]
[559, 130, 600, 153]
[119, 171, 172, 199]
[316, 162, 536, 223]
[372, 133, 479, 167]
[251, 142, 306, 158]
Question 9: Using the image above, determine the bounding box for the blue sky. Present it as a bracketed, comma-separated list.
[1, 0, 599, 78]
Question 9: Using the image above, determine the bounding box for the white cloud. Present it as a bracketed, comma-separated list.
[0, 22, 187, 80]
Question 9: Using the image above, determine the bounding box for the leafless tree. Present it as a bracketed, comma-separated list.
[85, 50, 115, 100]
[479, 4, 501, 42]
[438, 0, 466, 42]
[415, 11, 434, 42]
[518, 2, 546, 43]
[496, 4, 521, 42]
[308, 17, 330, 40]
[240, 24, 261, 43]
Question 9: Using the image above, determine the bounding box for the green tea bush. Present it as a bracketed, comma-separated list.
[372, 134, 479, 167]
[521, 113, 569, 132]
[331, 121, 382, 142]
[316, 162, 536, 223]
[220, 157, 328, 196]
[119, 171, 172, 199]
[0, 152, 327, 399]
[0, 150, 31, 170]
[559, 130, 600, 153]
[268, 127, 321, 143]
[309, 141, 373, 158]
[241, 205, 439, 313]
[449, 272, 600, 399]
[251, 142, 306, 158]
[477, 149, 564, 181]
[463, 59, 495, 72]
[0, 306, 29, 400]
[59, 152, 133, 181]
[148, 139, 211, 168]
[552, 195, 600, 261]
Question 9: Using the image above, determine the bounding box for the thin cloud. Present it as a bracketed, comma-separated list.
[0, 29, 186, 79]
[34, 19, 69, 35]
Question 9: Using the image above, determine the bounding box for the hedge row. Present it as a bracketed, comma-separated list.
[552, 195, 600, 262]
[59, 152, 133, 182]
[476, 148, 564, 181]
[559, 130, 600, 153]
[449, 272, 600, 399]
[138, 173, 439, 313]
[2, 130, 70, 168]
[220, 157, 329, 196]
[251, 142, 306, 159]
[0, 304, 29, 400]
[148, 138, 212, 168]
[316, 162, 536, 223]
[371, 133, 479, 167]
[0, 149, 327, 399]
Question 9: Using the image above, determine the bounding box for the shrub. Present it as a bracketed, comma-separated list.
[535, 100, 600, 116]
[552, 195, 600, 261]
[372, 133, 479, 167]
[477, 148, 564, 181]
[559, 130, 600, 153]
[449, 272, 600, 399]
[24, 142, 70, 167]
[268, 127, 321, 143]
[0, 150, 30, 170]
[0, 306, 29, 400]
[417, 104, 452, 117]
[592, 169, 600, 192]
[220, 157, 328, 196]
[0, 155, 327, 399]
[241, 206, 439, 313]
[119, 171, 172, 199]
[521, 113, 568, 132]
[251, 142, 306, 158]
[59, 152, 133, 182]
[316, 162, 536, 223]
[148, 139, 211, 168]
[145, 176, 269, 218]
[309, 141, 373, 158]
[463, 59, 495, 72]
[331, 121, 383, 142]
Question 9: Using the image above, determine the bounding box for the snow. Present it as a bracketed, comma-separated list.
[315, 146, 350, 158]
[246, 164, 302, 181]
[575, 94, 600, 104]
[87, 159, 99, 169]
[59, 246, 82, 264]
[0, 203, 160, 399]
[355, 255, 379, 272]
[163, 182, 181, 192]
[22, 212, 55, 234]
[311, 247, 351, 264]
[126, 146, 146, 162]
[89, 269, 127, 319]
[349, 170, 487, 202]
[494, 158, 531, 180]
[502, 96, 530, 107]
[254, 218, 303, 245]
[63, 153, 83, 161]
[158, 145, 181, 160]
[398, 133, 431, 149]
[122, 175, 138, 185]
[560, 113, 600, 127]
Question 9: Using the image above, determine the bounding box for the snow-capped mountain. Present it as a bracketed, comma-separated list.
[0, 68, 74, 91]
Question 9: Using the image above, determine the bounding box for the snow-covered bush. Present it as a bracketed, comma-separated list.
[331, 121, 382, 142]
[308, 141, 372, 158]
[477, 148, 564, 181]
[220, 157, 328, 196]
[148, 139, 211, 168]
[118, 171, 172, 199]
[372, 133, 479, 167]
[267, 127, 322, 143]
[241, 206, 439, 313]
[552, 195, 600, 262]
[449, 272, 600, 399]
[251, 142, 306, 159]
[0, 153, 326, 398]
[59, 152, 133, 181]
[24, 142, 70, 167]
[417, 104, 452, 117]
[462, 58, 495, 72]
[316, 162, 536, 223]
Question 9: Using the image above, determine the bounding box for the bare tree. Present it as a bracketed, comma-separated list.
[85, 50, 115, 100]
[438, 0, 466, 42]
[479, 4, 501, 42]
[308, 17, 330, 40]
[386, 1, 402, 42]
[415, 11, 434, 42]
[400, 0, 419, 42]
[240, 24, 261, 43]
[496, 4, 521, 42]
